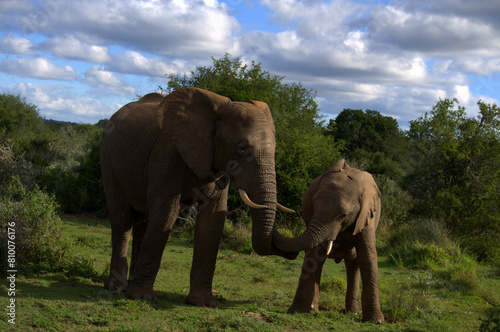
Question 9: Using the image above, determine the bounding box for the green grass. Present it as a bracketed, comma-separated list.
[1, 215, 498, 331]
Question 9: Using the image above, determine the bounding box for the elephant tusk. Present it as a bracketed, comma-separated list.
[320, 240, 334, 255]
[276, 203, 295, 213]
[326, 241, 334, 255]
[239, 189, 267, 209]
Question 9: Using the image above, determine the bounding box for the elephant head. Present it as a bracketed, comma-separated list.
[158, 87, 296, 258]
[271, 159, 381, 254]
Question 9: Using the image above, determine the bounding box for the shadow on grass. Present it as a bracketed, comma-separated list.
[11, 278, 254, 312]
[61, 214, 111, 228]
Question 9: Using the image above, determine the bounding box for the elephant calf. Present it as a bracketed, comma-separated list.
[274, 159, 384, 323]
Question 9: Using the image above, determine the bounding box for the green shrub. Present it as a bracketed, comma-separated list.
[381, 273, 436, 322]
[374, 174, 413, 242]
[479, 308, 500, 332]
[43, 128, 106, 215]
[0, 177, 67, 276]
[388, 218, 478, 293]
[221, 220, 253, 254]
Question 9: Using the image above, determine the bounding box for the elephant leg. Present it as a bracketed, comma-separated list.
[288, 245, 328, 313]
[344, 258, 361, 313]
[185, 187, 228, 308]
[104, 188, 134, 291]
[130, 217, 147, 276]
[125, 195, 181, 300]
[356, 230, 384, 323]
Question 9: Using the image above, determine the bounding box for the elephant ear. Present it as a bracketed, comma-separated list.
[353, 172, 381, 235]
[158, 88, 230, 179]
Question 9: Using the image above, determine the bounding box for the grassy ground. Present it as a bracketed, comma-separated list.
[1, 214, 499, 331]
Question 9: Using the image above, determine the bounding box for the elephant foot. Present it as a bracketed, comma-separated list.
[345, 301, 361, 313]
[361, 311, 384, 324]
[125, 284, 156, 300]
[104, 276, 128, 292]
[287, 303, 314, 314]
[185, 289, 218, 308]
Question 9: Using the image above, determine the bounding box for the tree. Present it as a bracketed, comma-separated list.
[327, 109, 409, 180]
[407, 98, 500, 261]
[166, 54, 343, 214]
[0, 93, 55, 186]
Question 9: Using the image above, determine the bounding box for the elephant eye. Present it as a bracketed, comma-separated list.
[237, 143, 247, 155]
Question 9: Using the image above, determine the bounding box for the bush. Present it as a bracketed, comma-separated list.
[43, 126, 106, 214]
[221, 220, 253, 254]
[381, 273, 436, 322]
[388, 218, 478, 293]
[0, 142, 31, 188]
[374, 174, 413, 242]
[407, 99, 500, 261]
[0, 177, 67, 277]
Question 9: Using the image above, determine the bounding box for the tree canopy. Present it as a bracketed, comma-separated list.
[327, 109, 409, 180]
[407, 99, 500, 260]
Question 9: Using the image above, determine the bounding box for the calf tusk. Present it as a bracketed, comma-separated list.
[320, 240, 334, 255]
[326, 240, 334, 255]
[239, 189, 267, 209]
[277, 203, 295, 213]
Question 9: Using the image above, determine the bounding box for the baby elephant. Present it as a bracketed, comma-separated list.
[282, 159, 384, 323]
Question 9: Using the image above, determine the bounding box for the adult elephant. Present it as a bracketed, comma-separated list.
[100, 87, 296, 306]
[272, 159, 384, 323]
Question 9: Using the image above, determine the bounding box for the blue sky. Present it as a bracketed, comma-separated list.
[1, 0, 499, 128]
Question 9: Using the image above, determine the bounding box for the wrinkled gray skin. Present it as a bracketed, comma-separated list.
[100, 87, 297, 307]
[273, 160, 384, 323]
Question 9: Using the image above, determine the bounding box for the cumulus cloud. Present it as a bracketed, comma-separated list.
[365, 6, 500, 56]
[0, 57, 76, 80]
[39, 36, 112, 63]
[85, 65, 135, 97]
[0, 35, 36, 55]
[7, 0, 239, 60]
[6, 82, 116, 122]
[107, 51, 187, 77]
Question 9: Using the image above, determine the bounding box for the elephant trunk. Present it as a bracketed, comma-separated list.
[272, 216, 342, 254]
[246, 173, 297, 259]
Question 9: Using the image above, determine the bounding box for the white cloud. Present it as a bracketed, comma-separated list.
[85, 65, 123, 87]
[85, 65, 135, 97]
[454, 58, 500, 76]
[454, 85, 471, 105]
[0, 57, 76, 80]
[13, 0, 239, 60]
[0, 35, 36, 55]
[40, 36, 112, 63]
[262, 0, 360, 40]
[366, 5, 500, 56]
[6, 82, 116, 122]
[107, 51, 187, 77]
[344, 31, 366, 54]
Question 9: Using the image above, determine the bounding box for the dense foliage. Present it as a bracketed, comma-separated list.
[327, 109, 410, 180]
[0, 93, 105, 214]
[0, 177, 65, 277]
[406, 99, 500, 261]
